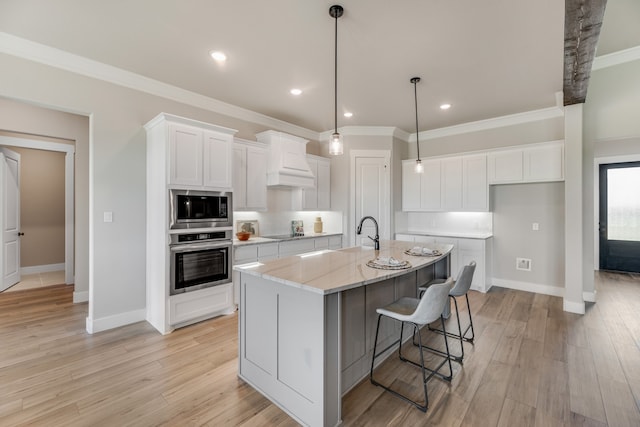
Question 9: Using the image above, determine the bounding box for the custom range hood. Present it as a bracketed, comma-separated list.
[256, 130, 315, 188]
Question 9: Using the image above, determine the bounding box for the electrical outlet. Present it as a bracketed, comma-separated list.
[516, 257, 531, 271]
[532, 222, 539, 231]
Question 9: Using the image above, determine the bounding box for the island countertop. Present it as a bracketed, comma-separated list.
[234, 240, 453, 295]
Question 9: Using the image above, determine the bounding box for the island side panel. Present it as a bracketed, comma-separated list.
[340, 255, 448, 394]
[239, 271, 339, 427]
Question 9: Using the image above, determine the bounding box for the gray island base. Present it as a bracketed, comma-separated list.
[235, 240, 453, 426]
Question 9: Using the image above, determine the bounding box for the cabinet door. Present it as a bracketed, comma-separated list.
[169, 124, 202, 187]
[245, 146, 267, 209]
[458, 239, 485, 292]
[524, 142, 564, 182]
[433, 237, 458, 279]
[441, 157, 463, 211]
[232, 145, 247, 209]
[203, 131, 232, 189]
[420, 158, 442, 211]
[488, 149, 523, 184]
[463, 154, 488, 211]
[316, 159, 331, 210]
[395, 234, 415, 242]
[302, 158, 318, 210]
[402, 160, 421, 211]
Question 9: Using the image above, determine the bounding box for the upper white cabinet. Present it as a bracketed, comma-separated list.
[301, 155, 331, 210]
[402, 154, 487, 212]
[488, 140, 564, 184]
[233, 139, 267, 211]
[162, 115, 236, 190]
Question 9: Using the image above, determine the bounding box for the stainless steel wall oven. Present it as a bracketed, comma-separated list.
[169, 229, 232, 295]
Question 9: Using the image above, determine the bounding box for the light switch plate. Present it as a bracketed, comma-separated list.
[104, 211, 113, 223]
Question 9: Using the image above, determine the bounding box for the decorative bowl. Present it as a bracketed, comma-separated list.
[236, 231, 251, 241]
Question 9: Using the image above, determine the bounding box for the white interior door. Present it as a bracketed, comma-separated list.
[352, 151, 390, 247]
[1, 147, 21, 291]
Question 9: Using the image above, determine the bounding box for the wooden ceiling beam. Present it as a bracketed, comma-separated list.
[563, 0, 607, 106]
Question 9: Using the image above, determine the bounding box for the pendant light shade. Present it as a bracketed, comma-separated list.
[411, 77, 423, 173]
[329, 5, 344, 156]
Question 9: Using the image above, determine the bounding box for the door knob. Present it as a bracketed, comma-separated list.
[18, 232, 24, 236]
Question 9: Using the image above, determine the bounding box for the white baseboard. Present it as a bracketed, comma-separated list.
[491, 278, 565, 297]
[21, 263, 65, 275]
[583, 291, 597, 303]
[563, 299, 585, 314]
[73, 290, 89, 303]
[85, 309, 146, 334]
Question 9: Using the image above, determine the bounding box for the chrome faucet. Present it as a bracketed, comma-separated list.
[356, 216, 380, 250]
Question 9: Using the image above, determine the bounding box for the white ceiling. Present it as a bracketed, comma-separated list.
[0, 0, 638, 135]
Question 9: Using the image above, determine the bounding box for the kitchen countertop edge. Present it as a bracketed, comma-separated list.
[397, 230, 493, 240]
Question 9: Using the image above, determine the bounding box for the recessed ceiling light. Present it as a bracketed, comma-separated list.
[343, 112, 353, 118]
[209, 51, 227, 62]
[440, 103, 451, 110]
[290, 88, 302, 96]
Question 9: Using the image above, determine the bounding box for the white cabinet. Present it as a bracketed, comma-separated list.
[393, 232, 492, 292]
[279, 239, 316, 257]
[441, 157, 463, 211]
[301, 155, 331, 210]
[144, 113, 238, 334]
[168, 121, 235, 190]
[402, 158, 441, 211]
[462, 154, 489, 211]
[402, 154, 487, 212]
[488, 140, 564, 184]
[233, 139, 267, 211]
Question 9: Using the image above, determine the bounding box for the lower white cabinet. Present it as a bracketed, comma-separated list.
[394, 233, 492, 292]
[169, 284, 234, 327]
[233, 235, 343, 304]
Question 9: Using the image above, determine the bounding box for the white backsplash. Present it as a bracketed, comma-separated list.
[234, 210, 343, 236]
[406, 212, 493, 234]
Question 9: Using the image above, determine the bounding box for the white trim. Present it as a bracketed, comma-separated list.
[592, 46, 640, 71]
[320, 126, 409, 141]
[0, 135, 75, 287]
[416, 106, 564, 141]
[0, 32, 318, 141]
[583, 291, 596, 303]
[563, 299, 585, 315]
[592, 153, 640, 271]
[73, 290, 88, 303]
[20, 263, 65, 275]
[491, 278, 564, 297]
[85, 309, 146, 334]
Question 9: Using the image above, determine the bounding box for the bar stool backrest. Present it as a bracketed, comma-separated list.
[450, 261, 476, 297]
[412, 278, 453, 325]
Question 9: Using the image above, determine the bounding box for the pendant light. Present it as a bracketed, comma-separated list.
[411, 77, 424, 173]
[329, 5, 344, 155]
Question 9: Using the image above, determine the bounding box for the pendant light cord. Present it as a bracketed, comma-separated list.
[334, 11, 338, 134]
[413, 78, 421, 161]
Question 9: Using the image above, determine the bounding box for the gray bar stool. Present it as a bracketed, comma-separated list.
[419, 261, 476, 362]
[369, 279, 454, 412]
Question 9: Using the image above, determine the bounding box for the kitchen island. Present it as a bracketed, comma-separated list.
[235, 240, 452, 427]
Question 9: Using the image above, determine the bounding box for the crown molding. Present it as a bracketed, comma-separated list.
[592, 45, 640, 70]
[408, 106, 565, 142]
[0, 32, 319, 141]
[1, 31, 568, 145]
[318, 126, 409, 141]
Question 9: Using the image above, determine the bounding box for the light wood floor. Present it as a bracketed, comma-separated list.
[1, 272, 639, 426]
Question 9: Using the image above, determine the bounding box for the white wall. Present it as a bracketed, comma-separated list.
[0, 52, 323, 331]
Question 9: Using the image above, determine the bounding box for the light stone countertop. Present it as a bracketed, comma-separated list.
[234, 240, 453, 295]
[398, 230, 493, 239]
[233, 232, 343, 246]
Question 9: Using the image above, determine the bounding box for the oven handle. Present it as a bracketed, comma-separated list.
[170, 241, 232, 253]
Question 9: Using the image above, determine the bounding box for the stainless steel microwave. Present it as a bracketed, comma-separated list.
[169, 189, 233, 229]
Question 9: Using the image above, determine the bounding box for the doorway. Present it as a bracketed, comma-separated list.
[0, 135, 74, 288]
[598, 161, 640, 273]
